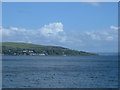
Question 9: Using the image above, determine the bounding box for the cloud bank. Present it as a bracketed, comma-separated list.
[40, 22, 63, 37]
[110, 25, 120, 30]
[2, 22, 118, 52]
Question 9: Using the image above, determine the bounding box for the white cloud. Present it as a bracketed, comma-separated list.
[40, 22, 63, 37]
[59, 36, 67, 43]
[1, 23, 118, 52]
[2, 22, 66, 44]
[110, 25, 120, 30]
[10, 27, 19, 31]
[85, 32, 101, 40]
[85, 30, 117, 41]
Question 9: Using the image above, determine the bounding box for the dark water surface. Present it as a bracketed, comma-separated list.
[2, 56, 118, 88]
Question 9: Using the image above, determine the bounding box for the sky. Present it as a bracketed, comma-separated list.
[2, 2, 118, 53]
[2, 0, 120, 2]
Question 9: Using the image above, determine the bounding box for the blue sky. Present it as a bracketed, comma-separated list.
[2, 2, 118, 52]
[3, 2, 118, 30]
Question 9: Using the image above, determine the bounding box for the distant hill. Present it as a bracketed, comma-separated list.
[1, 42, 98, 56]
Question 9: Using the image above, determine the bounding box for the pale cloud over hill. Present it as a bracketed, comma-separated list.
[2, 22, 118, 52]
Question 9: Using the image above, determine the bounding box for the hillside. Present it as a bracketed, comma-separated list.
[1, 42, 98, 56]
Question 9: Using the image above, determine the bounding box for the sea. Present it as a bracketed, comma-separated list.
[2, 55, 118, 88]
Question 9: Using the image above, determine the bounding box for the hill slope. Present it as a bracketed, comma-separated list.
[1, 42, 98, 56]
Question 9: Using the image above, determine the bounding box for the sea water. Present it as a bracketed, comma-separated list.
[2, 56, 118, 88]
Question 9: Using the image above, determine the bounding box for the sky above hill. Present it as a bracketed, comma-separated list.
[2, 2, 118, 53]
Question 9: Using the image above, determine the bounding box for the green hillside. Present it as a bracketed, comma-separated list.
[1, 42, 98, 56]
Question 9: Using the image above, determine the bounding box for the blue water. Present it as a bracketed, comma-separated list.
[2, 56, 118, 88]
